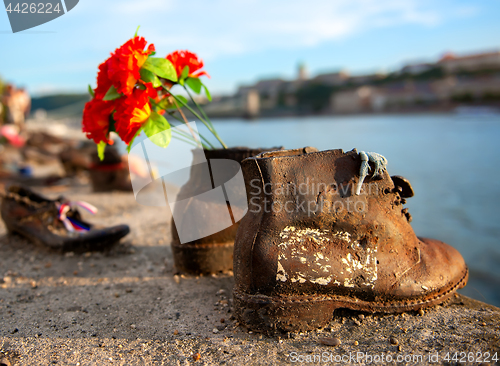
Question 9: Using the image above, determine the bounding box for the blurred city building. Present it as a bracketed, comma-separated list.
[438, 51, 500, 74]
[25, 49, 500, 119]
[201, 49, 500, 117]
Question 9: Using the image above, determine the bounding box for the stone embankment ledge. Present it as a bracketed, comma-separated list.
[1, 187, 499, 365]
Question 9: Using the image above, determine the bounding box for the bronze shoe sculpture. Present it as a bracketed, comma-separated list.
[89, 145, 132, 192]
[233, 147, 468, 333]
[171, 147, 282, 274]
[1, 185, 130, 252]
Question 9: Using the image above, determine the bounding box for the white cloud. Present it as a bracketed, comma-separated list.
[69, 0, 471, 60]
[1, 0, 481, 95]
[143, 0, 447, 57]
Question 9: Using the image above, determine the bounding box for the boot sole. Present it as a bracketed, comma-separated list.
[172, 241, 234, 274]
[6, 224, 128, 253]
[234, 267, 468, 333]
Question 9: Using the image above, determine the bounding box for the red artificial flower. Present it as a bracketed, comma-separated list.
[98, 36, 155, 97]
[166, 50, 210, 79]
[94, 61, 113, 100]
[82, 98, 116, 144]
[114, 84, 157, 144]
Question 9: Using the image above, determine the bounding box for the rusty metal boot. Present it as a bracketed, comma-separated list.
[233, 147, 468, 333]
[171, 147, 281, 274]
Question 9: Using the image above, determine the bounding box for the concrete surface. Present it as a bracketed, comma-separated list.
[1, 186, 499, 365]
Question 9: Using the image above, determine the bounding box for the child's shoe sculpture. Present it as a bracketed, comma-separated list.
[233, 147, 468, 333]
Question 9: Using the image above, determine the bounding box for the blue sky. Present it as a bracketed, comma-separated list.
[1, 0, 499, 97]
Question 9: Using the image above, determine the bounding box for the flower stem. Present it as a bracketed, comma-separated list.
[172, 98, 200, 144]
[163, 85, 227, 149]
[172, 129, 209, 149]
[150, 94, 214, 149]
[183, 86, 214, 129]
[167, 111, 214, 149]
[183, 86, 227, 148]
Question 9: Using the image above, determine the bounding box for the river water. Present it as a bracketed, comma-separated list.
[201, 113, 500, 307]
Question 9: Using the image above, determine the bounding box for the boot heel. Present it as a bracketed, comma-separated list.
[233, 289, 336, 333]
[172, 241, 233, 274]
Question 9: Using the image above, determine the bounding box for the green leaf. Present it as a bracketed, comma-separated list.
[179, 66, 190, 85]
[143, 111, 172, 148]
[88, 84, 95, 98]
[154, 95, 186, 111]
[181, 66, 189, 80]
[186, 77, 202, 94]
[155, 97, 175, 110]
[142, 58, 178, 82]
[139, 68, 161, 88]
[203, 84, 212, 101]
[97, 141, 106, 161]
[134, 25, 140, 37]
[103, 85, 121, 101]
[127, 127, 143, 154]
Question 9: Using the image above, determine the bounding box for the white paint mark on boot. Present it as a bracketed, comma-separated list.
[309, 276, 332, 285]
[290, 273, 307, 283]
[341, 245, 378, 288]
[276, 226, 378, 288]
[276, 261, 287, 282]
